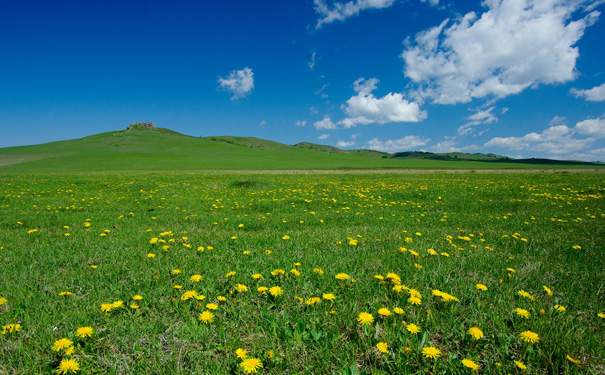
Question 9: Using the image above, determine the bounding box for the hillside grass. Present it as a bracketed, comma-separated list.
[0, 171, 604, 374]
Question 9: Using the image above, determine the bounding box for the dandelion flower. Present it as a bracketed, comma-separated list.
[514, 360, 527, 370]
[52, 338, 73, 352]
[235, 284, 248, 292]
[393, 307, 404, 315]
[475, 284, 487, 291]
[132, 295, 143, 301]
[112, 300, 123, 308]
[257, 287, 268, 294]
[0, 297, 7, 305]
[378, 308, 391, 317]
[198, 311, 214, 324]
[75, 326, 94, 338]
[322, 293, 335, 301]
[462, 358, 480, 371]
[171, 269, 181, 275]
[251, 273, 263, 279]
[519, 330, 540, 343]
[190, 274, 202, 282]
[421, 346, 441, 360]
[58, 291, 72, 296]
[240, 357, 263, 374]
[100, 303, 113, 313]
[554, 304, 566, 312]
[147, 253, 155, 258]
[543, 285, 552, 296]
[376, 342, 388, 353]
[271, 269, 285, 276]
[206, 303, 218, 310]
[406, 323, 421, 334]
[408, 296, 422, 305]
[335, 273, 350, 280]
[598, 312, 605, 319]
[55, 358, 80, 374]
[566, 355, 581, 364]
[1, 324, 21, 335]
[217, 296, 226, 302]
[306, 297, 321, 305]
[225, 271, 236, 277]
[235, 348, 247, 359]
[357, 312, 374, 325]
[467, 326, 484, 340]
[313, 268, 324, 275]
[514, 308, 530, 318]
[181, 290, 197, 301]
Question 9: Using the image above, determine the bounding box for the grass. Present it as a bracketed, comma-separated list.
[0, 171, 603, 374]
[0, 127, 601, 171]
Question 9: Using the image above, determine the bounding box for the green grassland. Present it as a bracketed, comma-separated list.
[0, 171, 604, 374]
[0, 127, 601, 171]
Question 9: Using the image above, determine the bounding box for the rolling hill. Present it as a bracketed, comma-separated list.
[0, 124, 601, 172]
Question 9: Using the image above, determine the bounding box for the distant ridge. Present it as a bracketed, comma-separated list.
[0, 125, 601, 171]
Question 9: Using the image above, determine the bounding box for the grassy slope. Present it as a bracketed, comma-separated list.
[0, 127, 600, 171]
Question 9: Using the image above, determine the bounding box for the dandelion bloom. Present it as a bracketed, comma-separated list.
[171, 269, 181, 275]
[56, 358, 80, 374]
[112, 300, 123, 308]
[251, 273, 263, 279]
[217, 296, 226, 301]
[514, 308, 530, 318]
[225, 271, 236, 278]
[475, 284, 487, 291]
[198, 311, 214, 324]
[566, 355, 581, 364]
[313, 268, 324, 275]
[462, 358, 479, 371]
[282, 235, 290, 240]
[235, 284, 248, 292]
[543, 285, 552, 295]
[0, 297, 7, 305]
[75, 326, 94, 338]
[598, 312, 605, 319]
[507, 268, 515, 273]
[421, 346, 441, 360]
[357, 312, 374, 325]
[52, 338, 73, 352]
[257, 287, 268, 294]
[180, 291, 198, 301]
[376, 342, 388, 353]
[206, 303, 218, 310]
[147, 253, 155, 258]
[554, 305, 566, 312]
[378, 308, 391, 317]
[519, 330, 539, 343]
[269, 286, 283, 297]
[59, 291, 72, 296]
[393, 307, 404, 315]
[408, 296, 422, 305]
[306, 297, 321, 305]
[335, 273, 350, 280]
[514, 360, 527, 370]
[132, 295, 143, 301]
[235, 348, 247, 359]
[409, 289, 421, 298]
[467, 327, 484, 340]
[290, 269, 301, 276]
[271, 269, 285, 276]
[190, 274, 202, 282]
[100, 303, 113, 312]
[1, 324, 21, 335]
[322, 293, 335, 301]
[240, 357, 263, 374]
[406, 323, 421, 334]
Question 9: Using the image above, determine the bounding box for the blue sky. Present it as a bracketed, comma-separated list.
[1, 0, 605, 161]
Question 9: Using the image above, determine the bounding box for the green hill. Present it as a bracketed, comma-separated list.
[0, 125, 601, 171]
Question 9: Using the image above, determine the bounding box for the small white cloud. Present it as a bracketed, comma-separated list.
[314, 116, 338, 130]
[314, 0, 395, 29]
[570, 82, 605, 102]
[308, 52, 318, 69]
[420, 0, 439, 6]
[429, 140, 461, 153]
[315, 84, 328, 96]
[318, 134, 330, 140]
[340, 78, 427, 128]
[295, 120, 307, 127]
[575, 116, 605, 138]
[366, 135, 430, 153]
[336, 140, 356, 147]
[549, 116, 567, 126]
[402, 0, 601, 104]
[218, 67, 254, 100]
[259, 120, 267, 126]
[458, 107, 498, 135]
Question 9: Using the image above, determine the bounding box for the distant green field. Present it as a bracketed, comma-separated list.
[0, 171, 604, 374]
[0, 127, 601, 171]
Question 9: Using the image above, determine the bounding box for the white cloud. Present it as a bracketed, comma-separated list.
[567, 147, 605, 161]
[570, 82, 605, 101]
[402, 0, 601, 104]
[458, 106, 498, 135]
[314, 116, 338, 130]
[420, 0, 439, 6]
[318, 134, 330, 140]
[575, 117, 605, 137]
[218, 67, 254, 100]
[430, 140, 462, 153]
[295, 120, 307, 127]
[314, 0, 395, 29]
[259, 120, 267, 126]
[336, 140, 356, 147]
[366, 135, 430, 153]
[308, 52, 318, 69]
[340, 78, 427, 128]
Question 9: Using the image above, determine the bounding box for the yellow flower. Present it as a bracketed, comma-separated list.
[190, 274, 202, 282]
[129, 303, 139, 309]
[514, 360, 527, 370]
[376, 342, 388, 353]
[235, 348, 247, 359]
[406, 323, 421, 334]
[240, 357, 263, 374]
[180, 290, 198, 301]
[378, 308, 391, 317]
[393, 307, 404, 315]
[507, 268, 515, 273]
[421, 346, 441, 360]
[75, 326, 94, 338]
[598, 312, 605, 319]
[269, 286, 283, 297]
[1, 324, 21, 335]
[475, 284, 487, 291]
[306, 297, 321, 305]
[554, 304, 566, 312]
[514, 308, 530, 318]
[543, 285, 553, 295]
[171, 269, 181, 275]
[251, 273, 263, 279]
[271, 269, 285, 276]
[408, 296, 422, 305]
[0, 298, 7, 305]
[519, 330, 540, 343]
[52, 338, 73, 352]
[290, 269, 301, 276]
[55, 358, 80, 374]
[282, 235, 290, 240]
[225, 271, 236, 277]
[198, 311, 214, 324]
[467, 326, 484, 340]
[147, 253, 155, 258]
[100, 303, 113, 312]
[257, 287, 268, 294]
[566, 355, 581, 364]
[132, 295, 143, 301]
[58, 291, 72, 296]
[461, 358, 479, 371]
[235, 284, 248, 292]
[313, 268, 324, 275]
[112, 300, 123, 308]
[322, 293, 335, 301]
[206, 303, 218, 310]
[335, 273, 350, 280]
[217, 296, 226, 301]
[357, 312, 374, 325]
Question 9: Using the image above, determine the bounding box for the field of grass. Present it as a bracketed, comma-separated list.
[0, 171, 604, 374]
[0, 127, 601, 171]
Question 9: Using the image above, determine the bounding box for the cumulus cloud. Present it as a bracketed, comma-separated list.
[484, 116, 605, 155]
[336, 140, 356, 147]
[318, 134, 330, 140]
[458, 106, 498, 135]
[218, 67, 254, 100]
[314, 0, 395, 29]
[295, 120, 307, 127]
[340, 78, 427, 128]
[366, 135, 430, 153]
[570, 82, 605, 101]
[402, 0, 601, 104]
[420, 0, 439, 6]
[314, 116, 338, 130]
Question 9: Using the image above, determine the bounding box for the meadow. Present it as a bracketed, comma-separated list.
[0, 171, 603, 374]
